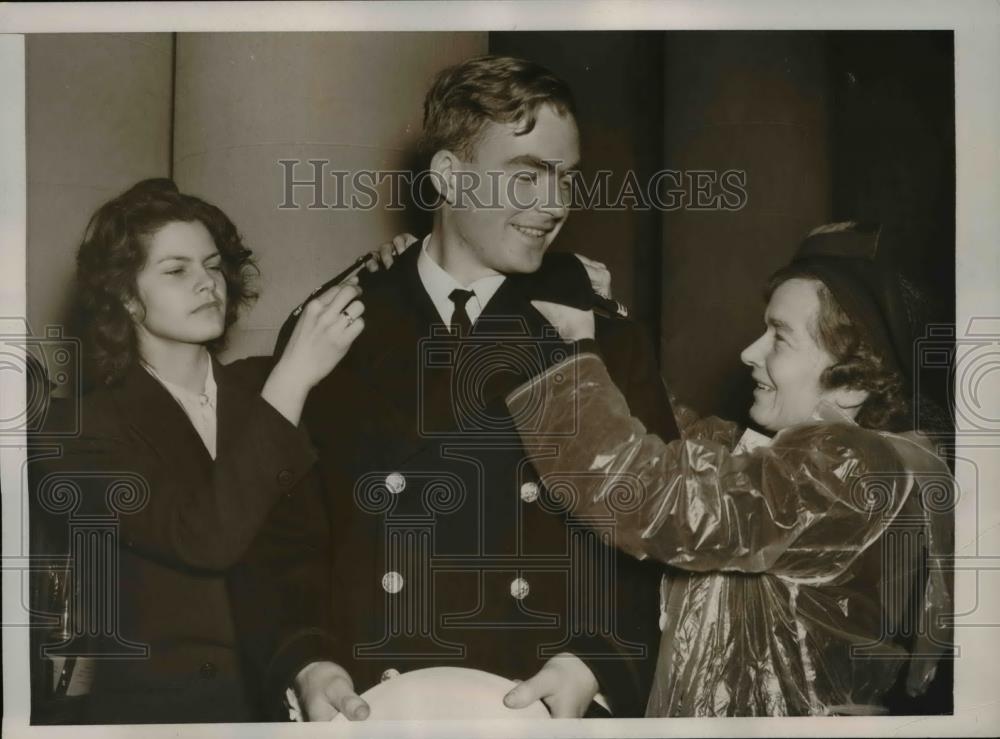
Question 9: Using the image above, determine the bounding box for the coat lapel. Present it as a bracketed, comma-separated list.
[475, 273, 549, 336]
[306, 244, 443, 470]
[369, 249, 562, 425]
[113, 361, 215, 472]
[212, 357, 250, 463]
[368, 243, 455, 454]
[311, 244, 563, 470]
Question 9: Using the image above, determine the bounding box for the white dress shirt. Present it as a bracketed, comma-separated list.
[416, 236, 506, 327]
[142, 359, 218, 460]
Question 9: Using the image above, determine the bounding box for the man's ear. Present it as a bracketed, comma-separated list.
[429, 149, 459, 207]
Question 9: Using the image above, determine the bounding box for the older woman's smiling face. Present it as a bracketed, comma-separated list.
[739, 278, 845, 432]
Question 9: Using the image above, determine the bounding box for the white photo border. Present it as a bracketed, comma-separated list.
[2, 2, 998, 738]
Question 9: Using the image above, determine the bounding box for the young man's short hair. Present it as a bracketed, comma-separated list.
[421, 54, 576, 161]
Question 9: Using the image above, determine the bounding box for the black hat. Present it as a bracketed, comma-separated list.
[789, 221, 914, 384]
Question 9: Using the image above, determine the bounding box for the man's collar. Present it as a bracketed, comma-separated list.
[416, 235, 506, 318]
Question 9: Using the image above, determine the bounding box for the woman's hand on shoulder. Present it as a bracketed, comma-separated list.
[263, 277, 365, 424]
[279, 277, 365, 386]
[531, 300, 596, 342]
[365, 233, 418, 271]
[573, 254, 612, 299]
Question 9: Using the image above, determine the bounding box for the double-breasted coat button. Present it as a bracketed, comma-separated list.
[380, 668, 400, 682]
[519, 481, 539, 503]
[385, 472, 406, 495]
[277, 469, 293, 485]
[382, 571, 404, 594]
[510, 577, 530, 600]
[199, 661, 217, 679]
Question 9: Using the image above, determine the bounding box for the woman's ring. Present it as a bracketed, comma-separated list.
[342, 310, 355, 327]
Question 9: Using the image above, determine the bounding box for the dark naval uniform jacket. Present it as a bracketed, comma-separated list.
[230, 244, 680, 718]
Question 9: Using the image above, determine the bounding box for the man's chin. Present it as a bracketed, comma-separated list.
[503, 256, 545, 275]
[519, 248, 548, 273]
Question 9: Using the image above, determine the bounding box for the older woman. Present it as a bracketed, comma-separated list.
[502, 222, 953, 716]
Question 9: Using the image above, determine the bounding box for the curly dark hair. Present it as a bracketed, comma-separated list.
[421, 55, 576, 161]
[75, 178, 258, 386]
[765, 267, 910, 431]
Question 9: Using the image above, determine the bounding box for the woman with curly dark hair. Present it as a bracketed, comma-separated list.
[503, 222, 953, 717]
[75, 178, 264, 388]
[45, 178, 366, 723]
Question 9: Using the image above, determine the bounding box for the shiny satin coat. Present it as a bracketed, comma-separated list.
[507, 352, 953, 716]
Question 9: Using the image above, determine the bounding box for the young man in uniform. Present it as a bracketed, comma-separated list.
[231, 55, 679, 720]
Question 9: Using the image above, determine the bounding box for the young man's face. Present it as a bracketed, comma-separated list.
[446, 103, 580, 276]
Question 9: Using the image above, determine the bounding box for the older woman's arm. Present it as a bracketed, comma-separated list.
[508, 352, 910, 579]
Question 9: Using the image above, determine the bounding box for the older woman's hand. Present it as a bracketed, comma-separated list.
[531, 300, 596, 342]
[574, 254, 612, 299]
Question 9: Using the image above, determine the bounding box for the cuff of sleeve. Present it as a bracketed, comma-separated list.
[574, 337, 603, 359]
[563, 630, 649, 718]
[244, 393, 319, 491]
[575, 650, 643, 718]
[266, 628, 341, 719]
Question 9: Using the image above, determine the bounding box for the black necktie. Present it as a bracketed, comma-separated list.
[449, 288, 475, 338]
